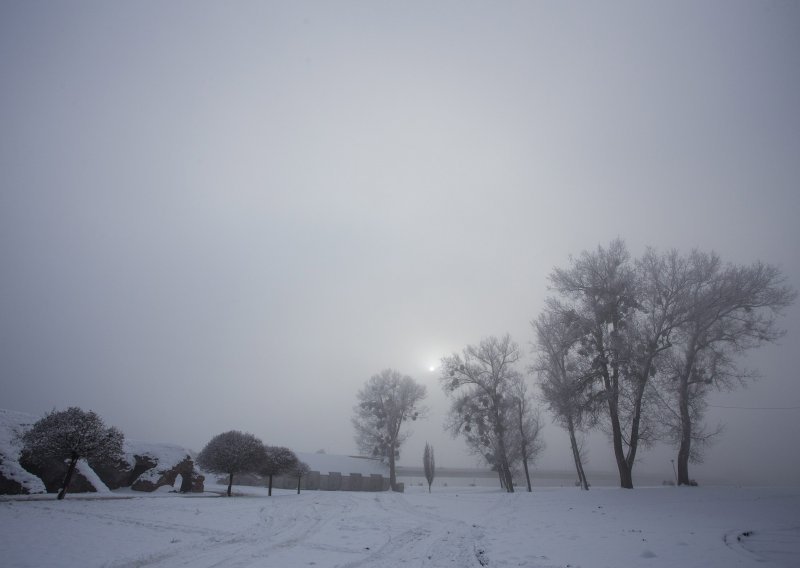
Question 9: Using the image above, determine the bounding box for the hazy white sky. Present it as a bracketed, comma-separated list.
[2, 1, 798, 484]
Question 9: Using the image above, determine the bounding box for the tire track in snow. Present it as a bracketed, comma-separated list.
[115, 493, 362, 568]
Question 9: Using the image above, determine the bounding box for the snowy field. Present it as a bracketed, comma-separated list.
[1, 484, 798, 568]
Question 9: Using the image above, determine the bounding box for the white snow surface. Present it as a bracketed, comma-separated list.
[1, 484, 798, 567]
[0, 409, 46, 493]
[295, 452, 388, 475]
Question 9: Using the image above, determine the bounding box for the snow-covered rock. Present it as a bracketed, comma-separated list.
[0, 408, 203, 494]
[0, 409, 46, 494]
[124, 440, 203, 492]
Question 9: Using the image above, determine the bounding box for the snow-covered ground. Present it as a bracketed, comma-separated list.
[2, 484, 798, 568]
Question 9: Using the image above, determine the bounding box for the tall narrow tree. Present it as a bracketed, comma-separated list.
[533, 302, 595, 490]
[423, 442, 435, 493]
[510, 378, 545, 492]
[352, 369, 427, 491]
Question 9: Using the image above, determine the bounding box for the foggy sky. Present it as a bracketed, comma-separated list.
[2, 1, 799, 485]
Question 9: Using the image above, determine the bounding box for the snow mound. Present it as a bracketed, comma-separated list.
[0, 409, 46, 494]
[76, 459, 111, 493]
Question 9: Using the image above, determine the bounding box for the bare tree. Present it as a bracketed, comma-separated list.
[352, 369, 427, 491]
[196, 431, 266, 496]
[21, 407, 124, 500]
[509, 378, 545, 492]
[533, 302, 596, 490]
[423, 442, 435, 492]
[543, 242, 796, 488]
[261, 446, 299, 496]
[440, 334, 520, 492]
[548, 241, 694, 488]
[292, 461, 311, 494]
[667, 253, 796, 485]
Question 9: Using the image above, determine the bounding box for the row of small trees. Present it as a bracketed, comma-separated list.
[19, 407, 309, 499]
[351, 240, 795, 491]
[196, 431, 310, 497]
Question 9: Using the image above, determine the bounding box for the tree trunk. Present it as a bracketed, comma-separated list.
[567, 418, 589, 490]
[427, 481, 431, 493]
[268, 474, 273, 496]
[677, 377, 692, 485]
[596, 327, 633, 489]
[227, 472, 233, 497]
[57, 453, 79, 500]
[517, 399, 532, 492]
[606, 383, 633, 488]
[677, 341, 698, 486]
[388, 442, 397, 491]
[296, 475, 301, 494]
[494, 412, 514, 493]
[624, 360, 653, 475]
[497, 445, 515, 493]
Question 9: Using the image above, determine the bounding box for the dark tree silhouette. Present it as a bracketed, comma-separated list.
[22, 407, 124, 500]
[423, 442, 435, 493]
[261, 446, 298, 496]
[196, 431, 266, 496]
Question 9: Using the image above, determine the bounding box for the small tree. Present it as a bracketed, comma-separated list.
[261, 446, 299, 496]
[352, 369, 427, 491]
[21, 407, 124, 500]
[196, 431, 266, 496]
[293, 461, 311, 494]
[423, 443, 435, 492]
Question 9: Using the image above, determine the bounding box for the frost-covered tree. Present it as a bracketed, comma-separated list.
[352, 369, 427, 491]
[261, 446, 298, 496]
[509, 378, 545, 492]
[21, 407, 124, 499]
[533, 301, 596, 490]
[423, 442, 435, 493]
[541, 241, 796, 488]
[547, 241, 694, 489]
[196, 431, 266, 496]
[664, 253, 795, 485]
[441, 334, 520, 492]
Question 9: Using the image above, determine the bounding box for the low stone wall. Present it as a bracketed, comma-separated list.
[272, 471, 392, 492]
